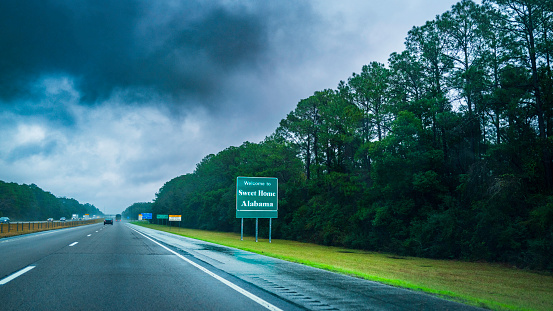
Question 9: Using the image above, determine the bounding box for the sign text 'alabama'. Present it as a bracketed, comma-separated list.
[236, 177, 278, 218]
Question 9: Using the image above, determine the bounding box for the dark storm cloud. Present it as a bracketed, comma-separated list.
[0, 0, 305, 104]
[0, 0, 465, 214]
[6, 140, 59, 162]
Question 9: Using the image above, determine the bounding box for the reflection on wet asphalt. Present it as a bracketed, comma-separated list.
[129, 224, 484, 311]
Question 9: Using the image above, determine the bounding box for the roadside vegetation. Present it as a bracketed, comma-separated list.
[134, 222, 552, 311]
[0, 180, 102, 221]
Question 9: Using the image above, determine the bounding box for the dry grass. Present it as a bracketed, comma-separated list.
[0, 219, 102, 238]
[137, 223, 553, 311]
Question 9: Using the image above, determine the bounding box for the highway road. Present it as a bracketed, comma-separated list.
[0, 222, 298, 310]
[0, 222, 484, 310]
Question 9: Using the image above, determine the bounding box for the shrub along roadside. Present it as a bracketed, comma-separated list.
[0, 219, 103, 238]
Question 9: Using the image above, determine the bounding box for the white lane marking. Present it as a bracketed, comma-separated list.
[130, 226, 283, 311]
[69, 242, 78, 246]
[0, 266, 36, 285]
[95, 231, 98, 232]
[87, 234, 92, 237]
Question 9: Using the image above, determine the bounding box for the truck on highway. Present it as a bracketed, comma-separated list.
[115, 214, 122, 222]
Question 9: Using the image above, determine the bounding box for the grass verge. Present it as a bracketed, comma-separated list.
[133, 222, 552, 311]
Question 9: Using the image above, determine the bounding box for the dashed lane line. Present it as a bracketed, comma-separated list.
[0, 266, 36, 286]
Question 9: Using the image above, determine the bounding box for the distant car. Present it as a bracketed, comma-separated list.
[47, 218, 54, 222]
[0, 217, 10, 223]
[104, 218, 113, 225]
[60, 217, 66, 221]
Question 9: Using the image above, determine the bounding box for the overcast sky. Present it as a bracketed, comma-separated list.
[0, 0, 463, 214]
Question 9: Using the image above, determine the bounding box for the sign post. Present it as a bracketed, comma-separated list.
[157, 214, 168, 225]
[168, 215, 181, 231]
[236, 177, 278, 242]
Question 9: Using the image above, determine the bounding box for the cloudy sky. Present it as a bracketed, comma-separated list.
[0, 0, 462, 214]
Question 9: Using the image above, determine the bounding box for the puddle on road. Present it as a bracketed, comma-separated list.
[197, 243, 271, 266]
[199, 244, 236, 254]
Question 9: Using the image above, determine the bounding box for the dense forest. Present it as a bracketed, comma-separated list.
[0, 180, 102, 220]
[129, 0, 553, 270]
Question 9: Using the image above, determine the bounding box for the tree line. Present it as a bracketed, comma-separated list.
[122, 202, 153, 220]
[130, 0, 553, 270]
[0, 180, 102, 220]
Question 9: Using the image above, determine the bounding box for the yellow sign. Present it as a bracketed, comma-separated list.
[169, 215, 181, 221]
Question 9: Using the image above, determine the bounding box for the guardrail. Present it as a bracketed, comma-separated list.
[0, 219, 102, 238]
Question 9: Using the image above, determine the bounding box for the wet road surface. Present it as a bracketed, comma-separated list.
[130, 224, 485, 311]
[0, 222, 299, 310]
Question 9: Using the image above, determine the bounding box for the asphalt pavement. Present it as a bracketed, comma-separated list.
[0, 222, 298, 310]
[0, 222, 485, 310]
[130, 224, 485, 311]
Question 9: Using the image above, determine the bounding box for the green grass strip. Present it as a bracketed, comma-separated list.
[133, 222, 551, 311]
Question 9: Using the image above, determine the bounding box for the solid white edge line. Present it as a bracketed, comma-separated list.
[69, 242, 78, 246]
[129, 226, 283, 311]
[0, 266, 36, 285]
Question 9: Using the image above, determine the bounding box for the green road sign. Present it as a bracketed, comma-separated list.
[236, 177, 278, 218]
[157, 214, 169, 219]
